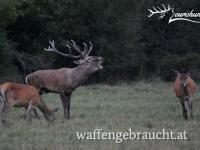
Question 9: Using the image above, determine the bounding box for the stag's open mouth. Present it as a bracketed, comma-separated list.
[98, 61, 104, 70]
[99, 65, 103, 70]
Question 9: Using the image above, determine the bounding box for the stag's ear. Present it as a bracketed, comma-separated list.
[73, 60, 81, 65]
[74, 59, 86, 65]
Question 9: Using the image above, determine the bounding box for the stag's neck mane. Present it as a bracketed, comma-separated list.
[69, 64, 92, 90]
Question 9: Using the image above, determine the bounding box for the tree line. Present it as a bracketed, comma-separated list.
[1, 0, 200, 83]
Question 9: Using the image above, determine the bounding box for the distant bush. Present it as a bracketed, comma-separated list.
[1, 0, 200, 82]
[160, 53, 200, 81]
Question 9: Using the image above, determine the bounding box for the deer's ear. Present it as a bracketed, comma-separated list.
[173, 70, 180, 76]
[73, 60, 81, 65]
[186, 72, 191, 77]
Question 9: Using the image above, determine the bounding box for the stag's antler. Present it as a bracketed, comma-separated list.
[44, 40, 93, 59]
[44, 40, 81, 58]
[147, 4, 172, 19]
[66, 40, 93, 57]
[86, 41, 93, 56]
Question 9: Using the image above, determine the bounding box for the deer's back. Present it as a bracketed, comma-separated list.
[1, 82, 40, 105]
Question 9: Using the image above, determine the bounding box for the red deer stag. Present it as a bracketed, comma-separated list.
[0, 82, 58, 126]
[173, 71, 196, 120]
[26, 40, 104, 120]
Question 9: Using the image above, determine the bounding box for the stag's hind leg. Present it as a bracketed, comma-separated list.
[188, 98, 193, 118]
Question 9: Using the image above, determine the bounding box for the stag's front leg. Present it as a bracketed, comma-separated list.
[60, 93, 71, 120]
[180, 99, 188, 120]
[65, 93, 71, 120]
[60, 93, 67, 119]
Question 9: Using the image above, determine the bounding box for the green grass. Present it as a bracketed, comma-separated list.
[0, 81, 200, 150]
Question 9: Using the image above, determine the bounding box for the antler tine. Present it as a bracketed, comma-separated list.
[148, 9, 153, 13]
[86, 41, 93, 56]
[157, 6, 162, 11]
[44, 40, 55, 52]
[83, 42, 88, 55]
[147, 7, 162, 17]
[147, 9, 154, 17]
[69, 40, 85, 57]
[153, 7, 158, 12]
[44, 40, 81, 59]
[167, 4, 171, 10]
[65, 43, 72, 55]
[162, 4, 166, 10]
[147, 4, 171, 17]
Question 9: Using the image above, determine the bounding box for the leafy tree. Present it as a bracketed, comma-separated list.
[1, 0, 200, 82]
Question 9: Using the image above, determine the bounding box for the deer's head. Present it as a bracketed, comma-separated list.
[44, 40, 104, 72]
[45, 107, 59, 124]
[174, 70, 190, 95]
[147, 4, 174, 20]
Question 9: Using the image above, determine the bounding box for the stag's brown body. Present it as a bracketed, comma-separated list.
[26, 40, 103, 120]
[0, 82, 56, 125]
[26, 66, 91, 94]
[173, 72, 196, 119]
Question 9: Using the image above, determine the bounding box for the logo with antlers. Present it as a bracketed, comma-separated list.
[147, 4, 200, 24]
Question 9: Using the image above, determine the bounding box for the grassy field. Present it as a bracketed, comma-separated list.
[0, 81, 200, 150]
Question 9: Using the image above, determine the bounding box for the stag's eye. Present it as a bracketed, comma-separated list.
[85, 57, 91, 61]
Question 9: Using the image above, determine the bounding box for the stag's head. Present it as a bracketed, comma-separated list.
[147, 4, 174, 19]
[44, 40, 104, 72]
